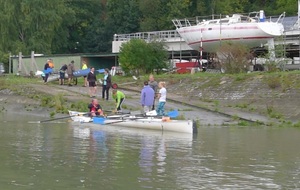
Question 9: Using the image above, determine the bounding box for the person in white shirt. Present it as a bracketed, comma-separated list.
[156, 81, 167, 116]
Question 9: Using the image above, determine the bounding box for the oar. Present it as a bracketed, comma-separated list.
[93, 114, 128, 125]
[29, 112, 90, 123]
[93, 115, 141, 125]
[104, 110, 131, 115]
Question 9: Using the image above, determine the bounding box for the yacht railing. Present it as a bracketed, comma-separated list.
[113, 30, 181, 42]
[172, 12, 285, 29]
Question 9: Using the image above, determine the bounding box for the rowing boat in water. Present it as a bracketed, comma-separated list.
[68, 110, 197, 134]
[68, 110, 131, 123]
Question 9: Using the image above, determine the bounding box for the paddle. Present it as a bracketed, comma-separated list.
[30, 112, 90, 123]
[93, 115, 139, 125]
[167, 110, 179, 118]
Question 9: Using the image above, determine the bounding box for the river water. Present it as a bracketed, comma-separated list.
[1, 113, 300, 190]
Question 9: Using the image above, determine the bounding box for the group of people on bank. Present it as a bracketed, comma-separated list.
[43, 59, 166, 117]
[43, 59, 113, 99]
[88, 73, 167, 118]
[141, 74, 167, 116]
[44, 59, 75, 86]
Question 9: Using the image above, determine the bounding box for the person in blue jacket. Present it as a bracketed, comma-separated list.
[140, 81, 155, 113]
[43, 61, 50, 84]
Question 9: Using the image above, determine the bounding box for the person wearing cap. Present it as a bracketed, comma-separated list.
[140, 81, 155, 113]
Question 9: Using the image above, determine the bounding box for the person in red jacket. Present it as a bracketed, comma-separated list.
[88, 99, 103, 117]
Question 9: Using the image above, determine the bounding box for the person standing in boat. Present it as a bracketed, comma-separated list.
[87, 67, 97, 98]
[148, 74, 158, 110]
[59, 64, 67, 85]
[156, 81, 167, 116]
[140, 81, 155, 113]
[67, 60, 75, 86]
[112, 89, 125, 113]
[88, 99, 103, 117]
[82, 61, 88, 87]
[102, 68, 112, 100]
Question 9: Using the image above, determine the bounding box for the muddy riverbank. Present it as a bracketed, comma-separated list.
[1, 72, 299, 126]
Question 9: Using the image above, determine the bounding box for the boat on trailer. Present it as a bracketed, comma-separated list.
[68, 110, 197, 134]
[172, 10, 285, 53]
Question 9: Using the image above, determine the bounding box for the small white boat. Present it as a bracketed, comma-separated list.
[68, 110, 197, 134]
[172, 10, 285, 52]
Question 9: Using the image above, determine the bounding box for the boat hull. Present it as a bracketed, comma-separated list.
[104, 117, 194, 134]
[177, 22, 284, 52]
[69, 111, 195, 134]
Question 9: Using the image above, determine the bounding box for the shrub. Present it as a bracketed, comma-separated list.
[217, 42, 251, 74]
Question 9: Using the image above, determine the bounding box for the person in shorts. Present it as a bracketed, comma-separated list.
[59, 64, 67, 85]
[82, 61, 88, 87]
[87, 67, 97, 98]
[67, 60, 75, 86]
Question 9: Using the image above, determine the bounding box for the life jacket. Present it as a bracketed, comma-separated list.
[49, 61, 54, 68]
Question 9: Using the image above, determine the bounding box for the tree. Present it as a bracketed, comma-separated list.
[118, 39, 168, 75]
[61, 0, 104, 53]
[0, 0, 73, 55]
[217, 42, 251, 74]
[83, 0, 141, 53]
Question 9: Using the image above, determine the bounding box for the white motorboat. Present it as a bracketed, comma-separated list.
[172, 10, 285, 52]
[68, 110, 196, 134]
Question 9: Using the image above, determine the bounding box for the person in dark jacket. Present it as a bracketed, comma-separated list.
[59, 64, 67, 85]
[102, 68, 112, 100]
[148, 74, 158, 110]
[87, 67, 97, 98]
[43, 61, 50, 84]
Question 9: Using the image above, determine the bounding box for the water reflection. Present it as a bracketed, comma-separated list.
[1, 114, 300, 189]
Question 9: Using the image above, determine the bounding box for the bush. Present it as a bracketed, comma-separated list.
[217, 42, 251, 74]
[118, 39, 168, 76]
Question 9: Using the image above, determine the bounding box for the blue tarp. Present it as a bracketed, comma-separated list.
[73, 68, 90, 77]
[96, 69, 105, 74]
[73, 68, 105, 77]
[43, 68, 53, 74]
